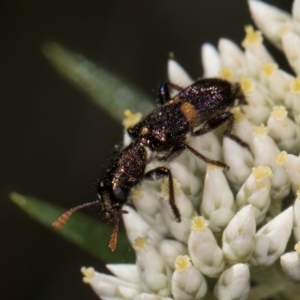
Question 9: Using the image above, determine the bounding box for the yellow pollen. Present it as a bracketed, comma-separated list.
[261, 62, 278, 77]
[219, 67, 234, 81]
[253, 124, 268, 137]
[231, 107, 245, 123]
[133, 237, 146, 251]
[290, 77, 300, 94]
[161, 178, 181, 200]
[276, 151, 287, 165]
[175, 255, 192, 272]
[241, 25, 263, 48]
[131, 187, 143, 200]
[191, 216, 208, 231]
[207, 164, 222, 171]
[297, 185, 300, 198]
[252, 166, 273, 180]
[277, 26, 289, 37]
[240, 76, 254, 93]
[271, 106, 287, 120]
[122, 109, 142, 129]
[294, 242, 300, 255]
[81, 267, 95, 283]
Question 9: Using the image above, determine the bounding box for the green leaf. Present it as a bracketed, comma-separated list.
[42, 42, 154, 122]
[10, 192, 135, 263]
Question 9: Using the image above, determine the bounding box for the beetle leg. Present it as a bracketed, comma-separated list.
[182, 143, 229, 170]
[222, 114, 250, 150]
[158, 83, 171, 105]
[192, 112, 249, 149]
[192, 111, 232, 136]
[158, 143, 186, 161]
[158, 82, 184, 105]
[144, 167, 181, 222]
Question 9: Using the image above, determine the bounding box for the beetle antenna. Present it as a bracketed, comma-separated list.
[52, 200, 99, 229]
[108, 211, 120, 251]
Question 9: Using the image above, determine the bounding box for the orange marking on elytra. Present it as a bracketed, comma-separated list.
[180, 102, 198, 125]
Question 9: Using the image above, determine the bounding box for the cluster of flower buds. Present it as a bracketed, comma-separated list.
[82, 1, 300, 299]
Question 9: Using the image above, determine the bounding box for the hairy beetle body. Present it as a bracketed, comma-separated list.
[53, 78, 247, 251]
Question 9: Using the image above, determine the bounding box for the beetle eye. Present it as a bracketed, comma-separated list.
[113, 186, 126, 203]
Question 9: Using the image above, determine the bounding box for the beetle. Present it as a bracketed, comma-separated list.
[53, 78, 247, 251]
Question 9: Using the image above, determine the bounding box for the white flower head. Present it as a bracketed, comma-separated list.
[82, 1, 300, 299]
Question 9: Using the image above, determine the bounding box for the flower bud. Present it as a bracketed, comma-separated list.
[276, 151, 300, 194]
[236, 166, 272, 224]
[267, 106, 300, 154]
[133, 237, 172, 296]
[252, 124, 290, 201]
[282, 31, 300, 75]
[123, 206, 164, 247]
[159, 239, 188, 270]
[242, 25, 274, 77]
[132, 183, 169, 236]
[248, 0, 292, 50]
[222, 205, 256, 264]
[218, 38, 247, 78]
[280, 243, 300, 282]
[201, 43, 221, 78]
[172, 255, 207, 299]
[223, 134, 253, 191]
[81, 267, 142, 299]
[168, 59, 193, 93]
[214, 263, 250, 300]
[250, 207, 293, 266]
[188, 216, 225, 277]
[201, 165, 235, 232]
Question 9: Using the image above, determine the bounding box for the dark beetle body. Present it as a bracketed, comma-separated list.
[54, 78, 247, 251]
[99, 141, 147, 220]
[128, 78, 245, 152]
[98, 78, 246, 224]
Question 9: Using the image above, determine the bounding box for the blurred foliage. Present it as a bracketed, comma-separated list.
[43, 42, 154, 122]
[11, 192, 135, 263]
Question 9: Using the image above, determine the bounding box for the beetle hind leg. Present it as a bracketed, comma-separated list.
[192, 111, 250, 150]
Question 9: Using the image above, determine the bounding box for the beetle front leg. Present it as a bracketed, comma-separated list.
[158, 83, 171, 105]
[192, 112, 249, 149]
[144, 167, 181, 222]
[158, 82, 184, 105]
